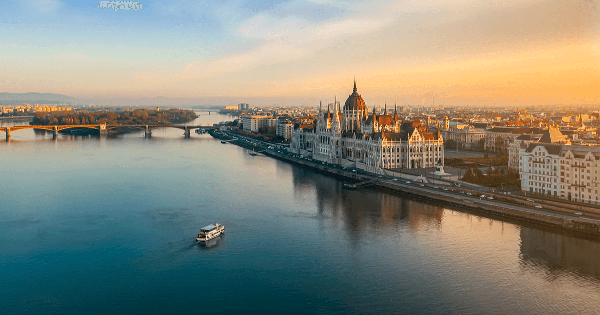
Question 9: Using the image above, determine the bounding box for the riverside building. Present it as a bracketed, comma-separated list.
[518, 128, 600, 203]
[290, 81, 444, 173]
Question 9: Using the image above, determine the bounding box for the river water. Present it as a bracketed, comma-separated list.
[1, 113, 600, 314]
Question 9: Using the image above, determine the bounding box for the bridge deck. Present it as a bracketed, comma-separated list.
[1, 124, 217, 132]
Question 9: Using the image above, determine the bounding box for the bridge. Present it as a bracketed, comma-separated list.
[0, 124, 218, 140]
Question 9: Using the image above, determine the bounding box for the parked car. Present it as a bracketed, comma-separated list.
[535, 205, 543, 209]
[487, 196, 494, 200]
[575, 212, 583, 215]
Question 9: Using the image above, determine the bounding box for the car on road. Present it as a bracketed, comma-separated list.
[443, 188, 448, 191]
[480, 195, 486, 198]
[466, 192, 472, 196]
[487, 196, 494, 200]
[535, 205, 543, 209]
[392, 178, 398, 181]
[406, 181, 411, 184]
[434, 186, 438, 189]
[575, 212, 582, 215]
[527, 199, 534, 202]
[378, 176, 383, 178]
[419, 184, 425, 187]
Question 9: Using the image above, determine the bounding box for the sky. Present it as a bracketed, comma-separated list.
[1, 0, 599, 106]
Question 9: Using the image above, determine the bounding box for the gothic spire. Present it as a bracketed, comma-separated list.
[353, 78, 357, 93]
[384, 103, 387, 115]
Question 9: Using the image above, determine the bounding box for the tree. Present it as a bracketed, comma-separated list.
[462, 167, 475, 182]
[476, 138, 485, 151]
[445, 139, 457, 150]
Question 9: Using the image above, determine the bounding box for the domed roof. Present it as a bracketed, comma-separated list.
[344, 80, 366, 111]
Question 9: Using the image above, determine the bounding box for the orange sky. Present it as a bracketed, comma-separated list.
[1, 0, 598, 106]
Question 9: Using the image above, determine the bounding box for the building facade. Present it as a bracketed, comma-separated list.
[241, 115, 277, 132]
[519, 142, 600, 204]
[291, 82, 444, 173]
[277, 122, 294, 140]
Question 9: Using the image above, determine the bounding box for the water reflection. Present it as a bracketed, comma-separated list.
[198, 236, 223, 249]
[520, 227, 600, 280]
[291, 166, 444, 237]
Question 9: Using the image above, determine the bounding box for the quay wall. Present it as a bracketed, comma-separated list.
[213, 131, 600, 236]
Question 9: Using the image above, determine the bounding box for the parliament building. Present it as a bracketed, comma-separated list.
[290, 81, 444, 173]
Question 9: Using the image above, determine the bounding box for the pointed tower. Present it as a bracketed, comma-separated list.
[384, 103, 387, 115]
[333, 96, 341, 134]
[393, 104, 399, 132]
[372, 106, 378, 134]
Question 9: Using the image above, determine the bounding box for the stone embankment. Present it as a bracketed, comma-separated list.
[212, 131, 600, 236]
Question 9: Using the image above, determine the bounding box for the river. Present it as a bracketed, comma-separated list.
[1, 113, 600, 314]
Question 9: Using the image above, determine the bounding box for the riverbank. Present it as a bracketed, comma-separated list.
[212, 130, 600, 237]
[0, 116, 33, 120]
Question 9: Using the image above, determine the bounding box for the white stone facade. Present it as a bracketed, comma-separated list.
[519, 144, 600, 204]
[291, 83, 444, 173]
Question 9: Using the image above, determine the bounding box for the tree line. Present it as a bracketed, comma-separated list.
[462, 165, 520, 188]
[31, 108, 198, 125]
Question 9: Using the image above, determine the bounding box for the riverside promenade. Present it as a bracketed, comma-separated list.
[211, 130, 600, 237]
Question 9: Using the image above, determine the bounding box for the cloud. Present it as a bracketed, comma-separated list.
[179, 7, 395, 80]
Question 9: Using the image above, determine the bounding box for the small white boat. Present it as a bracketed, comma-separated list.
[196, 223, 225, 242]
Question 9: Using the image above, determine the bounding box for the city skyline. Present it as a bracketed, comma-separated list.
[1, 0, 599, 106]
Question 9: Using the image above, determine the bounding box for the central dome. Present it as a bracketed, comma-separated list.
[344, 80, 366, 111]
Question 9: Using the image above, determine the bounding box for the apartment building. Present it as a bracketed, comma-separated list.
[520, 143, 600, 204]
[277, 122, 294, 140]
[241, 115, 277, 132]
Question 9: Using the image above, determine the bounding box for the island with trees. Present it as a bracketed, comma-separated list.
[31, 108, 198, 126]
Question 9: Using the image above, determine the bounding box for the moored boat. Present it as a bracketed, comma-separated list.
[343, 183, 358, 190]
[196, 223, 225, 242]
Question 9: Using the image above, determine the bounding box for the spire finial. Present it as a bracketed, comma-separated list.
[353, 77, 357, 93]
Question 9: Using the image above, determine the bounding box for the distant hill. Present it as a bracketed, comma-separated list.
[0, 92, 82, 105]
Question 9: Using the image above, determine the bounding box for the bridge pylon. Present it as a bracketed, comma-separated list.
[52, 126, 58, 139]
[5, 127, 10, 141]
[184, 126, 191, 138]
[98, 124, 108, 137]
[145, 125, 151, 138]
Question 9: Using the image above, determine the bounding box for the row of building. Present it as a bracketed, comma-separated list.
[1, 104, 72, 115]
[240, 114, 294, 140]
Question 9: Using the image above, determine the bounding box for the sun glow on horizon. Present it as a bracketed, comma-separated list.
[0, 0, 598, 106]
